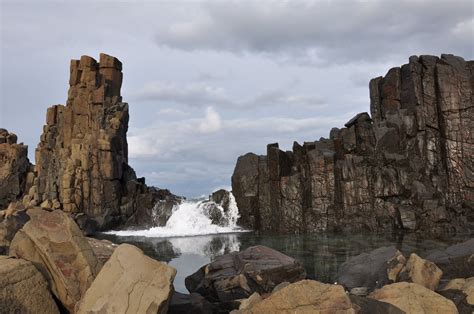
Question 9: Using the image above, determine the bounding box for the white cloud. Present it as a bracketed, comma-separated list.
[199, 106, 222, 133]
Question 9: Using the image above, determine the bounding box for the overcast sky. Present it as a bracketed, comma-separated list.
[1, 0, 472, 197]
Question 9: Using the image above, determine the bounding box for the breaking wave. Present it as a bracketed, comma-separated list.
[106, 192, 247, 237]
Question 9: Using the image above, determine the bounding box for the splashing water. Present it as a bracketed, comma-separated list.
[106, 192, 246, 237]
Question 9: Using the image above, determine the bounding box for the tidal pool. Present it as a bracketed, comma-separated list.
[97, 231, 472, 293]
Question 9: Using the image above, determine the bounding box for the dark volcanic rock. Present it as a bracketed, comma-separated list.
[232, 54, 474, 234]
[349, 295, 405, 314]
[0, 129, 32, 209]
[336, 246, 406, 291]
[185, 245, 306, 304]
[168, 292, 213, 314]
[30, 54, 180, 231]
[425, 238, 474, 279]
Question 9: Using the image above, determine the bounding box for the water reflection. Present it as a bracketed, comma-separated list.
[97, 231, 472, 293]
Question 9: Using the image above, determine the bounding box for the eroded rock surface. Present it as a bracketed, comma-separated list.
[397, 252, 442, 290]
[185, 245, 306, 304]
[369, 282, 458, 313]
[9, 207, 101, 311]
[232, 54, 474, 233]
[425, 238, 474, 279]
[75, 243, 176, 314]
[439, 277, 474, 314]
[0, 255, 59, 314]
[0, 129, 32, 209]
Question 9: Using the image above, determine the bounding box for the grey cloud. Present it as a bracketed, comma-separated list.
[155, 0, 474, 64]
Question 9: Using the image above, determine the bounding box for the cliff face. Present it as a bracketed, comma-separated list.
[232, 54, 474, 234]
[31, 54, 180, 230]
[0, 129, 33, 209]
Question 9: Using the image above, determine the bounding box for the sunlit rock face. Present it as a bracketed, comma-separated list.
[0, 129, 32, 209]
[232, 54, 474, 234]
[34, 54, 179, 230]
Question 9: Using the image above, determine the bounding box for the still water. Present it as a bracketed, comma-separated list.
[97, 231, 472, 293]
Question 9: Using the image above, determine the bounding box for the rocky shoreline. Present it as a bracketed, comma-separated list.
[1, 206, 473, 313]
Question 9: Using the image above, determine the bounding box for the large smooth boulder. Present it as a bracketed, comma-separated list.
[439, 278, 474, 314]
[232, 280, 355, 313]
[425, 239, 474, 279]
[336, 246, 406, 291]
[0, 255, 59, 313]
[369, 282, 458, 313]
[9, 208, 101, 311]
[397, 253, 443, 290]
[185, 245, 306, 303]
[76, 244, 176, 314]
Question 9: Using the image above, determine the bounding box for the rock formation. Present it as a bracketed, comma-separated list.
[0, 256, 59, 313]
[25, 53, 181, 231]
[9, 208, 102, 311]
[0, 129, 33, 209]
[232, 54, 474, 234]
[75, 244, 176, 314]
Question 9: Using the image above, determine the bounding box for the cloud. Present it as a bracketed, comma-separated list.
[155, 0, 473, 64]
[199, 106, 222, 133]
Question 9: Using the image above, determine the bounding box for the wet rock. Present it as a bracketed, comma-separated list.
[336, 246, 406, 291]
[0, 256, 59, 313]
[185, 245, 306, 303]
[76, 244, 176, 314]
[425, 238, 474, 279]
[232, 54, 474, 234]
[0, 129, 32, 209]
[232, 280, 355, 313]
[168, 291, 214, 314]
[369, 282, 458, 313]
[397, 253, 442, 290]
[9, 207, 101, 311]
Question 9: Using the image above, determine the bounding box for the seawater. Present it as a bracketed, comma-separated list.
[99, 199, 472, 293]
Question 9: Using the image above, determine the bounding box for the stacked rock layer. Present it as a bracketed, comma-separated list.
[232, 54, 473, 233]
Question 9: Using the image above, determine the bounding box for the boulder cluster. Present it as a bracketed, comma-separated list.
[232, 54, 474, 234]
[0, 54, 181, 233]
[1, 205, 473, 313]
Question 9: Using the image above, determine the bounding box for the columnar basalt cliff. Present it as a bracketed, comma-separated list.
[232, 54, 473, 234]
[31, 53, 180, 230]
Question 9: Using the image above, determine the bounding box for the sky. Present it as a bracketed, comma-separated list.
[1, 0, 473, 197]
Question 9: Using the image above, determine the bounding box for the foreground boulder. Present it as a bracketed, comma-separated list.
[369, 282, 458, 313]
[0, 255, 59, 313]
[0, 129, 32, 209]
[9, 208, 101, 311]
[232, 280, 355, 313]
[348, 295, 404, 314]
[439, 278, 474, 314]
[76, 244, 176, 314]
[232, 54, 474, 234]
[397, 253, 442, 290]
[185, 245, 306, 303]
[425, 238, 474, 279]
[336, 246, 406, 291]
